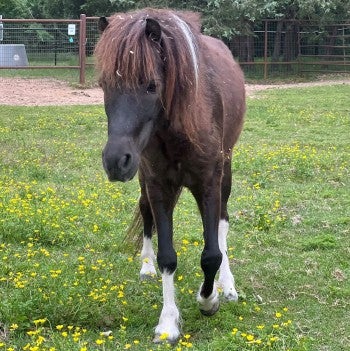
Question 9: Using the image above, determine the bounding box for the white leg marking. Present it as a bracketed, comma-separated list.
[154, 272, 180, 343]
[197, 281, 220, 315]
[218, 220, 238, 301]
[140, 237, 157, 279]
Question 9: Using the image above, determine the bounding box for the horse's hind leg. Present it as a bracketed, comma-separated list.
[218, 159, 238, 301]
[139, 181, 157, 279]
[191, 173, 222, 316]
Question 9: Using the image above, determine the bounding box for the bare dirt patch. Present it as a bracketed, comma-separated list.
[0, 78, 103, 106]
[0, 77, 349, 106]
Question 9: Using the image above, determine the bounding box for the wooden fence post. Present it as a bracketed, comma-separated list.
[264, 20, 268, 79]
[79, 14, 86, 85]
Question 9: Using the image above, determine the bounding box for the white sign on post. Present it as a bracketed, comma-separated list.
[68, 24, 76, 36]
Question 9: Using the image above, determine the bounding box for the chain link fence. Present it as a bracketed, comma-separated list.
[0, 16, 349, 84]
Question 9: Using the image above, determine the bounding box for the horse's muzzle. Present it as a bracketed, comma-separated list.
[102, 144, 139, 182]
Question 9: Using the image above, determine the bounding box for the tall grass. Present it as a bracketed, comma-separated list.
[0, 85, 349, 350]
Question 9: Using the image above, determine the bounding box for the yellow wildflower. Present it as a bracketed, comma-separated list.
[33, 318, 46, 325]
[246, 334, 254, 341]
[159, 332, 169, 340]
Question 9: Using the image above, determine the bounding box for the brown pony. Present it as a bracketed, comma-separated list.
[95, 8, 245, 343]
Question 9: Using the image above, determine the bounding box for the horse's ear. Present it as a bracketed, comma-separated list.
[98, 17, 109, 33]
[145, 18, 162, 42]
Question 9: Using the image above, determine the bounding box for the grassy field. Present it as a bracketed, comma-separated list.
[0, 84, 349, 351]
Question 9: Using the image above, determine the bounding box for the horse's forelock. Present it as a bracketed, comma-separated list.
[95, 9, 202, 139]
[95, 15, 161, 89]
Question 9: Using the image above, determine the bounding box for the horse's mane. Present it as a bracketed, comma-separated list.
[95, 8, 203, 138]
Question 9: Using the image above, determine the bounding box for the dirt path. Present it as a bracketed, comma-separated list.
[0, 78, 104, 106]
[0, 77, 349, 106]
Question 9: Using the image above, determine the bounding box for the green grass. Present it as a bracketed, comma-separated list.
[0, 63, 96, 87]
[0, 85, 349, 350]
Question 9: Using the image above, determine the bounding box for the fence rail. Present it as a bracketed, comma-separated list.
[0, 16, 349, 84]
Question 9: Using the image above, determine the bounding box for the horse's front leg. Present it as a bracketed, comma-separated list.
[154, 270, 179, 344]
[191, 176, 222, 316]
[146, 182, 181, 344]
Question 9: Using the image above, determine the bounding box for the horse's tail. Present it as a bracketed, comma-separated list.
[123, 204, 148, 253]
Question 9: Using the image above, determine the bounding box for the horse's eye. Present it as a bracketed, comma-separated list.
[146, 81, 157, 94]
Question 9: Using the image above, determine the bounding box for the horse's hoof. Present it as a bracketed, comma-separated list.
[200, 299, 220, 316]
[224, 290, 238, 302]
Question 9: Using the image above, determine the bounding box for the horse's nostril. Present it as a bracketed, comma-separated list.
[118, 154, 132, 171]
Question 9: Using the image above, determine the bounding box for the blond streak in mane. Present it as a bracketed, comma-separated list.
[172, 14, 199, 90]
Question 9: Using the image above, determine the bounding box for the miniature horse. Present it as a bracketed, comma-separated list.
[95, 8, 245, 343]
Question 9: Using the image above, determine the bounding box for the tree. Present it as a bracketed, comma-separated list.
[269, 0, 350, 62]
[82, 0, 137, 17]
[1, 0, 349, 46]
[40, 0, 86, 18]
[0, 0, 30, 18]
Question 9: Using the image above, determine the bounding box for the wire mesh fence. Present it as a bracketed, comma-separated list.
[227, 20, 350, 79]
[0, 16, 349, 84]
[298, 22, 350, 74]
[0, 19, 82, 67]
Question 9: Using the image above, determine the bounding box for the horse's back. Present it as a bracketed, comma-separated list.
[200, 35, 245, 148]
[200, 35, 245, 98]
